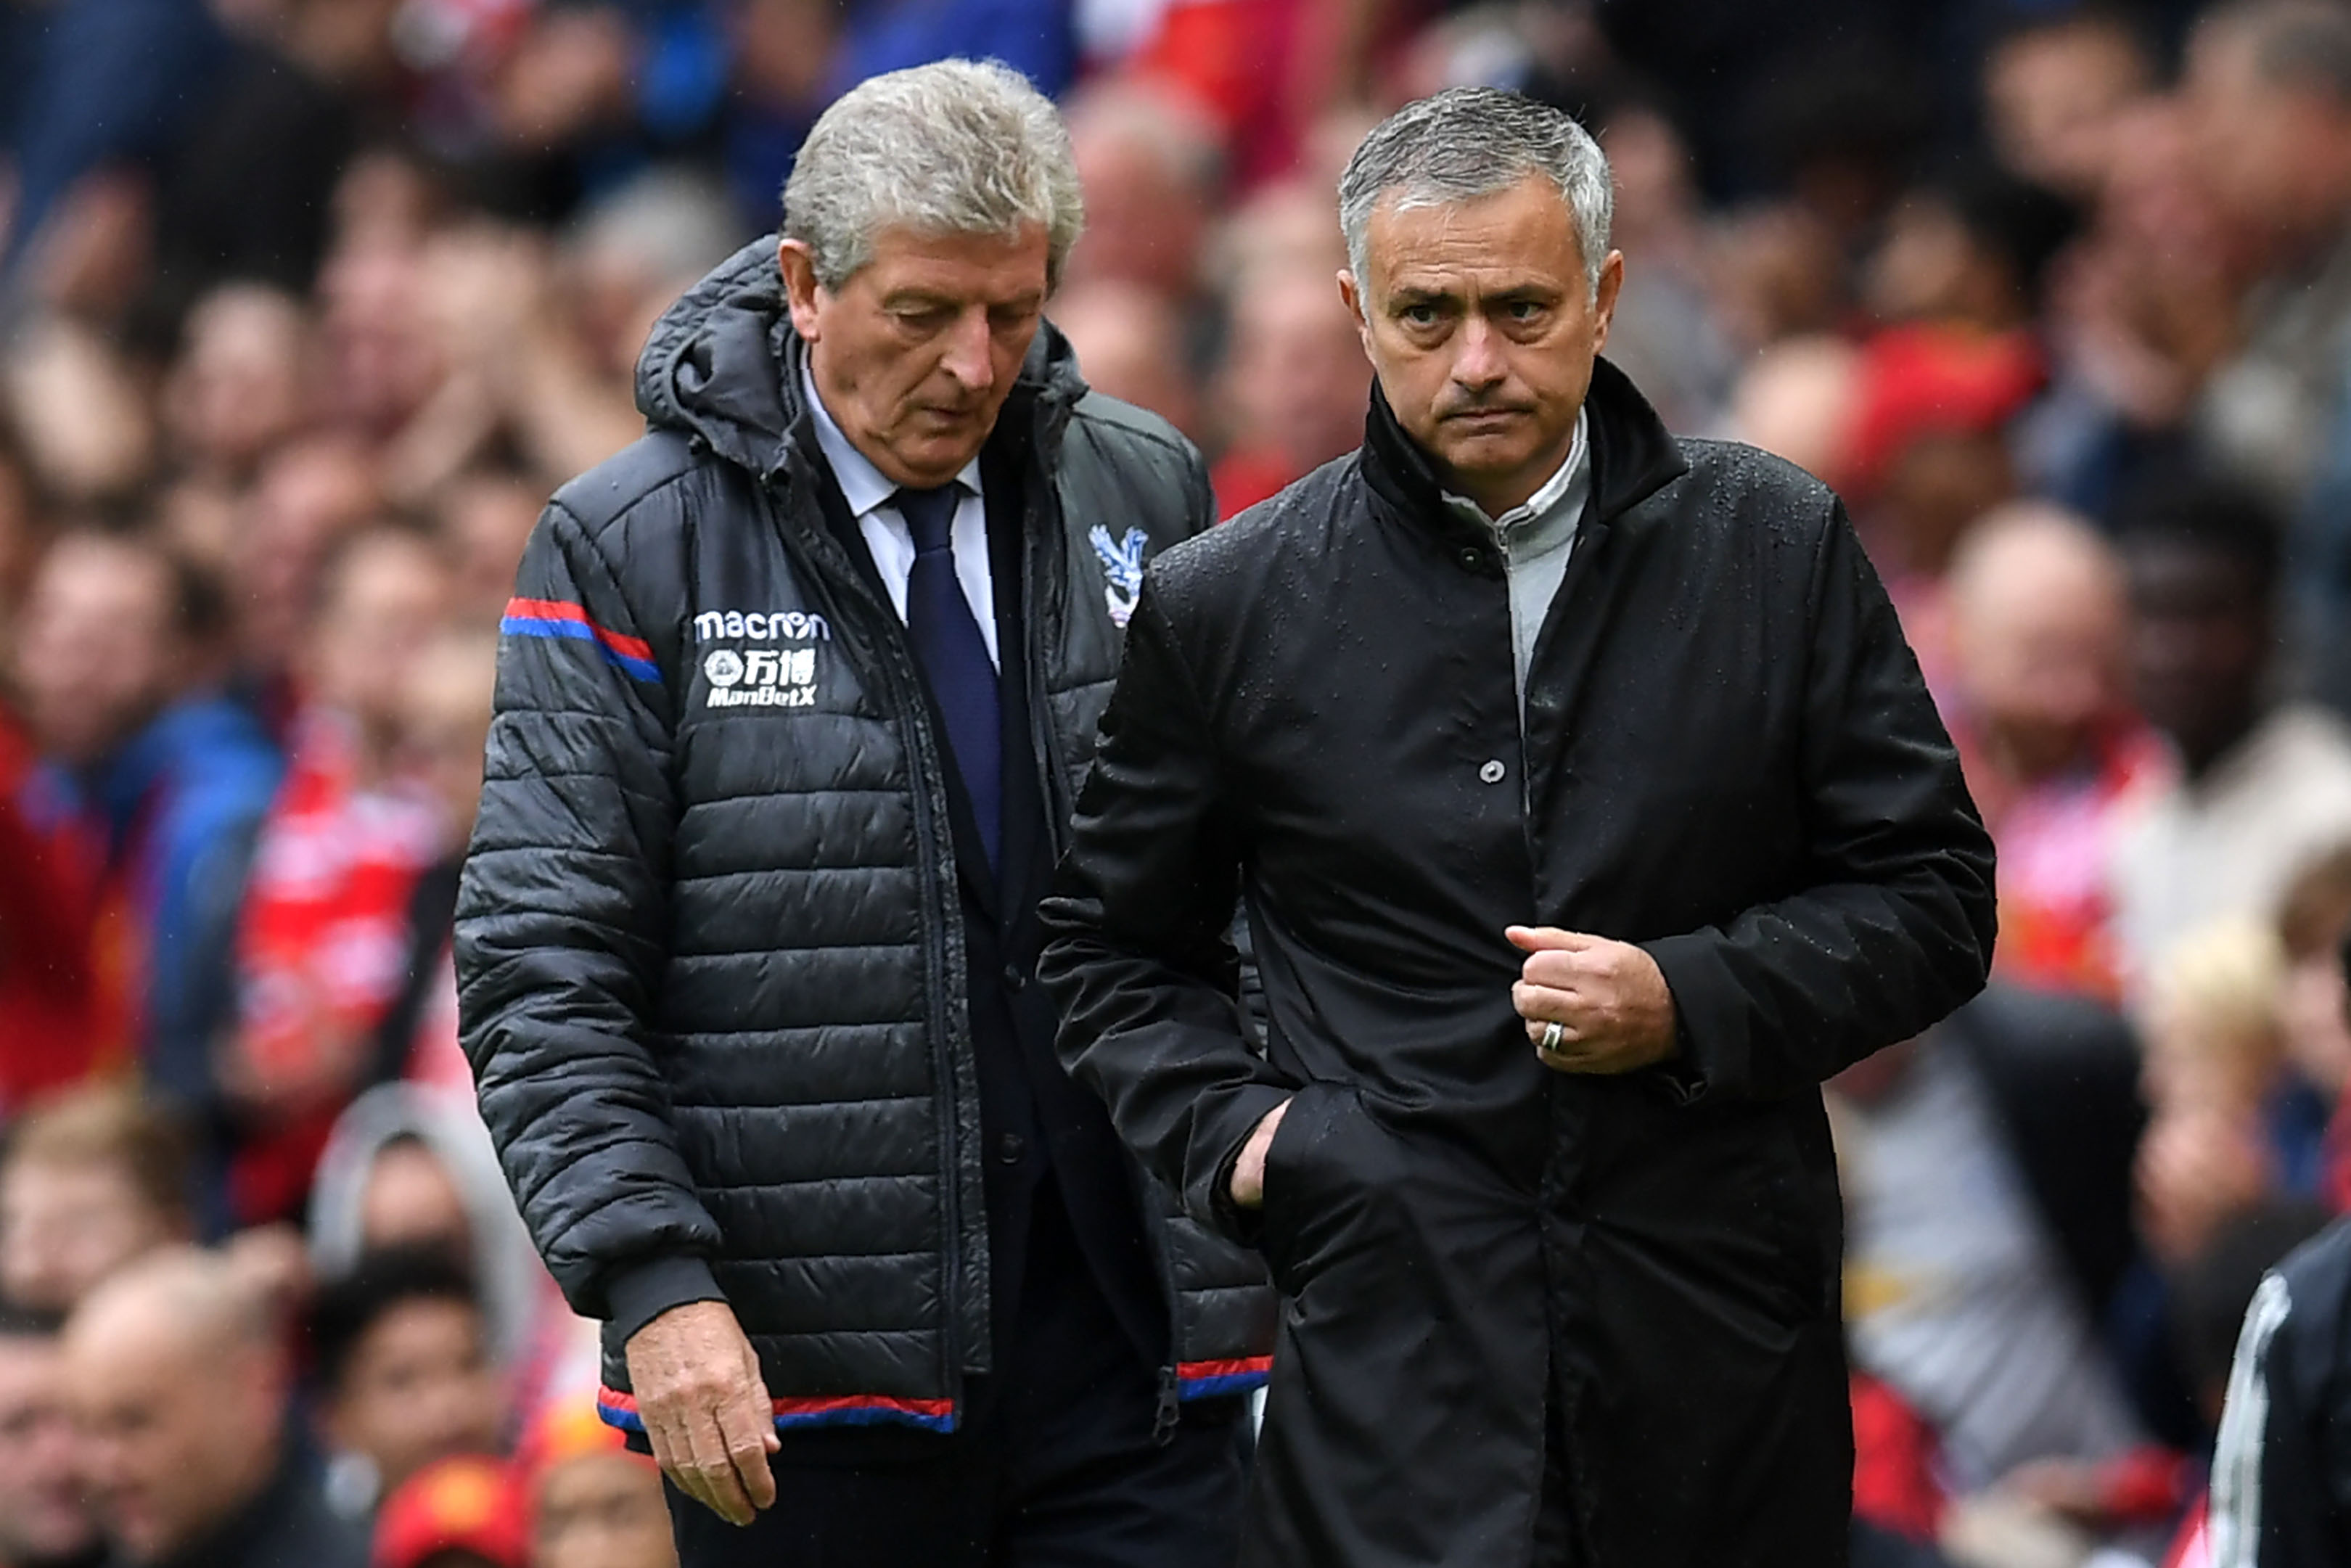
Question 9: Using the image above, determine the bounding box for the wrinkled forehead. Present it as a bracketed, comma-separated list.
[1359, 177, 1587, 292]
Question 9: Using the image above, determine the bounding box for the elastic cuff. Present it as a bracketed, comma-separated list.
[605, 1255, 726, 1345]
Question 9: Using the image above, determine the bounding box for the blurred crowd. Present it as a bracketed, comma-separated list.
[6, 0, 2351, 1563]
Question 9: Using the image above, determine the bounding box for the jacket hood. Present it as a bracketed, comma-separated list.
[1361, 355, 1689, 547]
[307, 1083, 548, 1367]
[635, 236, 1091, 481]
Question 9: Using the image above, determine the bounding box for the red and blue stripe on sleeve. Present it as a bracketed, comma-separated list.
[501, 598, 661, 684]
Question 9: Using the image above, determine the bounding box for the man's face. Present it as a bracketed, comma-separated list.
[67, 1323, 276, 1562]
[1224, 266, 1371, 477]
[359, 1142, 472, 1255]
[781, 224, 1051, 490]
[326, 1300, 503, 1498]
[0, 1335, 99, 1566]
[308, 534, 448, 739]
[12, 538, 184, 770]
[0, 1160, 176, 1315]
[1341, 175, 1622, 517]
[534, 1453, 679, 1568]
[1953, 543, 2128, 781]
[2182, 28, 2341, 239]
[2126, 540, 2269, 768]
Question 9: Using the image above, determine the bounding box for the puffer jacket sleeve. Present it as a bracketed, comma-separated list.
[1038, 575, 1296, 1240]
[456, 498, 724, 1341]
[1639, 501, 1997, 1101]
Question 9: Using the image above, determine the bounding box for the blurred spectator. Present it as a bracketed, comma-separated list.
[157, 284, 311, 490]
[0, 0, 226, 284]
[309, 1088, 554, 1397]
[1594, 103, 1735, 435]
[223, 525, 448, 1227]
[434, 472, 543, 625]
[371, 1455, 528, 1568]
[1062, 81, 1223, 300]
[1981, 8, 2156, 203]
[1207, 258, 1367, 516]
[64, 1246, 365, 1567]
[2275, 845, 2351, 1202]
[2135, 922, 2300, 1275]
[1048, 280, 1202, 441]
[2027, 94, 2239, 520]
[1835, 990, 2148, 1505]
[0, 1086, 192, 1316]
[520, 1401, 676, 1568]
[2183, 0, 2351, 514]
[374, 626, 498, 1091]
[1, 321, 155, 509]
[309, 1247, 506, 1520]
[1945, 502, 2167, 1000]
[229, 435, 384, 735]
[0, 1303, 102, 1568]
[1860, 165, 2079, 340]
[9, 482, 255, 1093]
[1725, 334, 1861, 484]
[2109, 476, 2351, 992]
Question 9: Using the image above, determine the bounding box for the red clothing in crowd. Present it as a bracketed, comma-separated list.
[229, 714, 440, 1224]
[1850, 1372, 1948, 1543]
[1954, 715, 2172, 1003]
[0, 715, 134, 1106]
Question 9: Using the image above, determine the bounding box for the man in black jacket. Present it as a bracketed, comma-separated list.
[64, 1249, 363, 1568]
[1040, 89, 1996, 1567]
[455, 59, 1267, 1567]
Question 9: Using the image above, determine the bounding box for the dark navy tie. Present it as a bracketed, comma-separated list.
[896, 484, 1001, 871]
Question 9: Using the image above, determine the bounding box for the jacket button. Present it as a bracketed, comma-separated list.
[1457, 547, 1484, 571]
[997, 1133, 1027, 1165]
[1480, 759, 1506, 784]
[1002, 964, 1026, 993]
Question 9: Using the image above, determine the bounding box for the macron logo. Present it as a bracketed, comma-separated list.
[694, 609, 831, 643]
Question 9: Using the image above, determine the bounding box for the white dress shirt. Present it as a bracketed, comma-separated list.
[802, 363, 998, 668]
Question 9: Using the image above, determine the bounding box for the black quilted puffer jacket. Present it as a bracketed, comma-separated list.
[454, 238, 1273, 1434]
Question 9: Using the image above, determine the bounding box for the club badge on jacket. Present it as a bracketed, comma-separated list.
[1091, 525, 1148, 629]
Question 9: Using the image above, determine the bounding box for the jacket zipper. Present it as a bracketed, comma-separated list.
[1023, 453, 1189, 1434]
[758, 467, 981, 1409]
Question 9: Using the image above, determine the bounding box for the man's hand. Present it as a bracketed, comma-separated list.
[1227, 1099, 1292, 1209]
[1507, 927, 1678, 1074]
[622, 1300, 780, 1527]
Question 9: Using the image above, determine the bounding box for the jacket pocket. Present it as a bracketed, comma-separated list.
[1259, 1081, 1375, 1299]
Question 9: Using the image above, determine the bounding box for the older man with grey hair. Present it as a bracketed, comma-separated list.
[1041, 88, 1995, 1566]
[456, 59, 1263, 1568]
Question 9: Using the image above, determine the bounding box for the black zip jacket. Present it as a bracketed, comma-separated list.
[455, 238, 1273, 1434]
[1038, 359, 1997, 1566]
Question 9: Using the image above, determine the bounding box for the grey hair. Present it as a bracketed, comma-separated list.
[783, 59, 1086, 292]
[1338, 88, 1614, 297]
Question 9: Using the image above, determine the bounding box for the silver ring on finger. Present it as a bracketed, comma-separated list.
[1540, 1020, 1566, 1054]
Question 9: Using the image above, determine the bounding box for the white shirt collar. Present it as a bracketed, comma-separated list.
[800, 358, 983, 517]
[1442, 409, 1590, 538]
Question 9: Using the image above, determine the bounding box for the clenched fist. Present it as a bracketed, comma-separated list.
[1506, 926, 1678, 1075]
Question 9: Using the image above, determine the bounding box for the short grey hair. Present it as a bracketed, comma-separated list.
[1338, 88, 1613, 297]
[783, 59, 1086, 291]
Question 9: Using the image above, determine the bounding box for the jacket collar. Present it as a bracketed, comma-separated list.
[1360, 355, 1688, 550]
[634, 236, 1090, 488]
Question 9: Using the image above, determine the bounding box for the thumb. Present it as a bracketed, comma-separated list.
[1506, 926, 1601, 954]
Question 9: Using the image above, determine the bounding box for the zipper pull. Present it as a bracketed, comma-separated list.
[1153, 1366, 1181, 1446]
